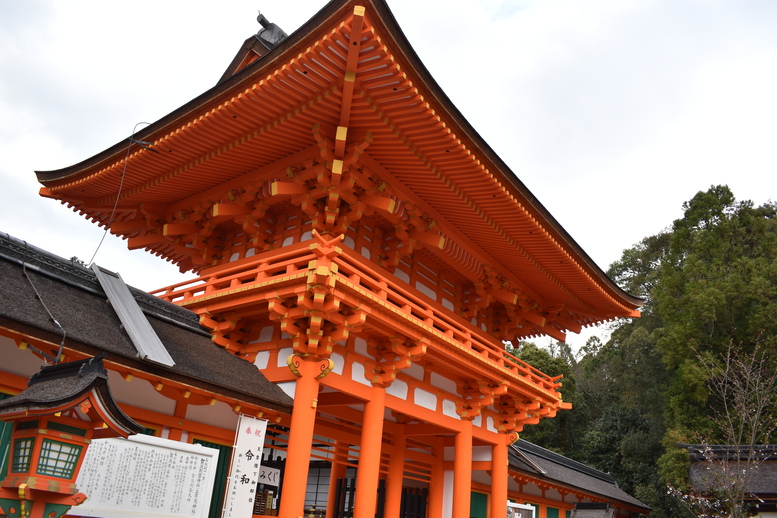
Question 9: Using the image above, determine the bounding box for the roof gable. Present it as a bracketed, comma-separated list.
[35, 0, 641, 339]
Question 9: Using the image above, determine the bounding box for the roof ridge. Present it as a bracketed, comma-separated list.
[515, 439, 616, 484]
[0, 232, 207, 336]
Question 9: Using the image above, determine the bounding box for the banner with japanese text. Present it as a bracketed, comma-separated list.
[222, 415, 268, 518]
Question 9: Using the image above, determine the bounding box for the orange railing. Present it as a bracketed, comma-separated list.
[150, 241, 561, 395]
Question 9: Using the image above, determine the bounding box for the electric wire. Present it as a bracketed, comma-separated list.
[21, 240, 66, 364]
[86, 121, 151, 267]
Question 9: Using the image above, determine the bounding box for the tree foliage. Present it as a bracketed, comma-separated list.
[507, 342, 579, 454]
[512, 186, 777, 518]
[670, 343, 777, 518]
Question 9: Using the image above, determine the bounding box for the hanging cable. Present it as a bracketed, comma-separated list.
[87, 121, 152, 267]
[21, 240, 66, 364]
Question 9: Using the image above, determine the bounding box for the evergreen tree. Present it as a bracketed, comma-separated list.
[565, 186, 777, 517]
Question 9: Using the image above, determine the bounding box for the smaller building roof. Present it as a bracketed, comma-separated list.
[681, 443, 777, 497]
[0, 354, 144, 437]
[570, 503, 614, 518]
[511, 440, 650, 513]
[0, 232, 293, 413]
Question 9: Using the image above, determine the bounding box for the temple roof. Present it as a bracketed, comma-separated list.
[682, 443, 777, 497]
[0, 354, 144, 437]
[511, 440, 650, 512]
[35, 0, 642, 336]
[0, 232, 293, 413]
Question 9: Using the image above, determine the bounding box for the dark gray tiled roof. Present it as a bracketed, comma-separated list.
[570, 510, 614, 518]
[0, 354, 144, 436]
[0, 232, 293, 413]
[511, 440, 650, 512]
[683, 444, 777, 496]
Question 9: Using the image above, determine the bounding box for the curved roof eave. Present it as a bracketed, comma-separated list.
[359, 1, 642, 310]
[35, 0, 642, 311]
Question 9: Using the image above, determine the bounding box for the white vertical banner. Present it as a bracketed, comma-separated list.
[222, 415, 268, 518]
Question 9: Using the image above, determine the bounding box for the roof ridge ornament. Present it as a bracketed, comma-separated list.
[256, 10, 287, 49]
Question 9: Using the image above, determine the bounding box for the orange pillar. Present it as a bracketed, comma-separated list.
[353, 385, 386, 518]
[427, 437, 445, 518]
[326, 441, 350, 518]
[383, 427, 407, 518]
[490, 435, 509, 518]
[452, 420, 473, 518]
[167, 400, 188, 441]
[278, 356, 326, 518]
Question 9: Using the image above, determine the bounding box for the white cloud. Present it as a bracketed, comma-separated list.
[1, 0, 776, 348]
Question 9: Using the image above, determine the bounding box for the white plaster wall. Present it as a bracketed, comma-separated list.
[331, 352, 345, 375]
[444, 446, 454, 461]
[277, 347, 294, 367]
[487, 415, 497, 432]
[472, 445, 492, 461]
[351, 361, 371, 386]
[394, 269, 410, 283]
[0, 336, 42, 378]
[404, 363, 424, 380]
[386, 379, 408, 400]
[107, 370, 175, 414]
[254, 350, 270, 369]
[186, 400, 239, 430]
[430, 372, 457, 394]
[277, 381, 296, 399]
[442, 470, 454, 518]
[414, 387, 437, 411]
[257, 326, 274, 342]
[442, 399, 459, 419]
[415, 281, 436, 299]
[354, 337, 368, 356]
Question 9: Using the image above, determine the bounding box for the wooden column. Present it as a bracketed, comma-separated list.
[353, 385, 387, 518]
[166, 400, 188, 441]
[278, 355, 330, 518]
[452, 420, 473, 518]
[427, 437, 445, 518]
[326, 441, 350, 518]
[383, 426, 407, 518]
[490, 434, 510, 518]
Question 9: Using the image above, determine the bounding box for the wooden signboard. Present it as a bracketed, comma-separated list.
[69, 434, 220, 518]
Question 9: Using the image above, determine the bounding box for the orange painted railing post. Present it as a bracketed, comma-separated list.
[278, 354, 332, 518]
[490, 433, 512, 518]
[325, 441, 350, 518]
[383, 427, 407, 518]
[353, 385, 386, 518]
[452, 420, 473, 518]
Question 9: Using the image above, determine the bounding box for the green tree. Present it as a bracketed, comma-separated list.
[506, 342, 578, 455]
[574, 186, 777, 517]
[670, 343, 777, 518]
[581, 405, 661, 496]
[654, 187, 777, 445]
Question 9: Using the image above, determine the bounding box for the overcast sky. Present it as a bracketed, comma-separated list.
[1, 0, 776, 349]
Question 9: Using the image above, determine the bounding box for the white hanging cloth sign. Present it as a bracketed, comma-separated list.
[222, 415, 268, 518]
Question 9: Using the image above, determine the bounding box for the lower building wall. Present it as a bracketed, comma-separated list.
[0, 338, 643, 518]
